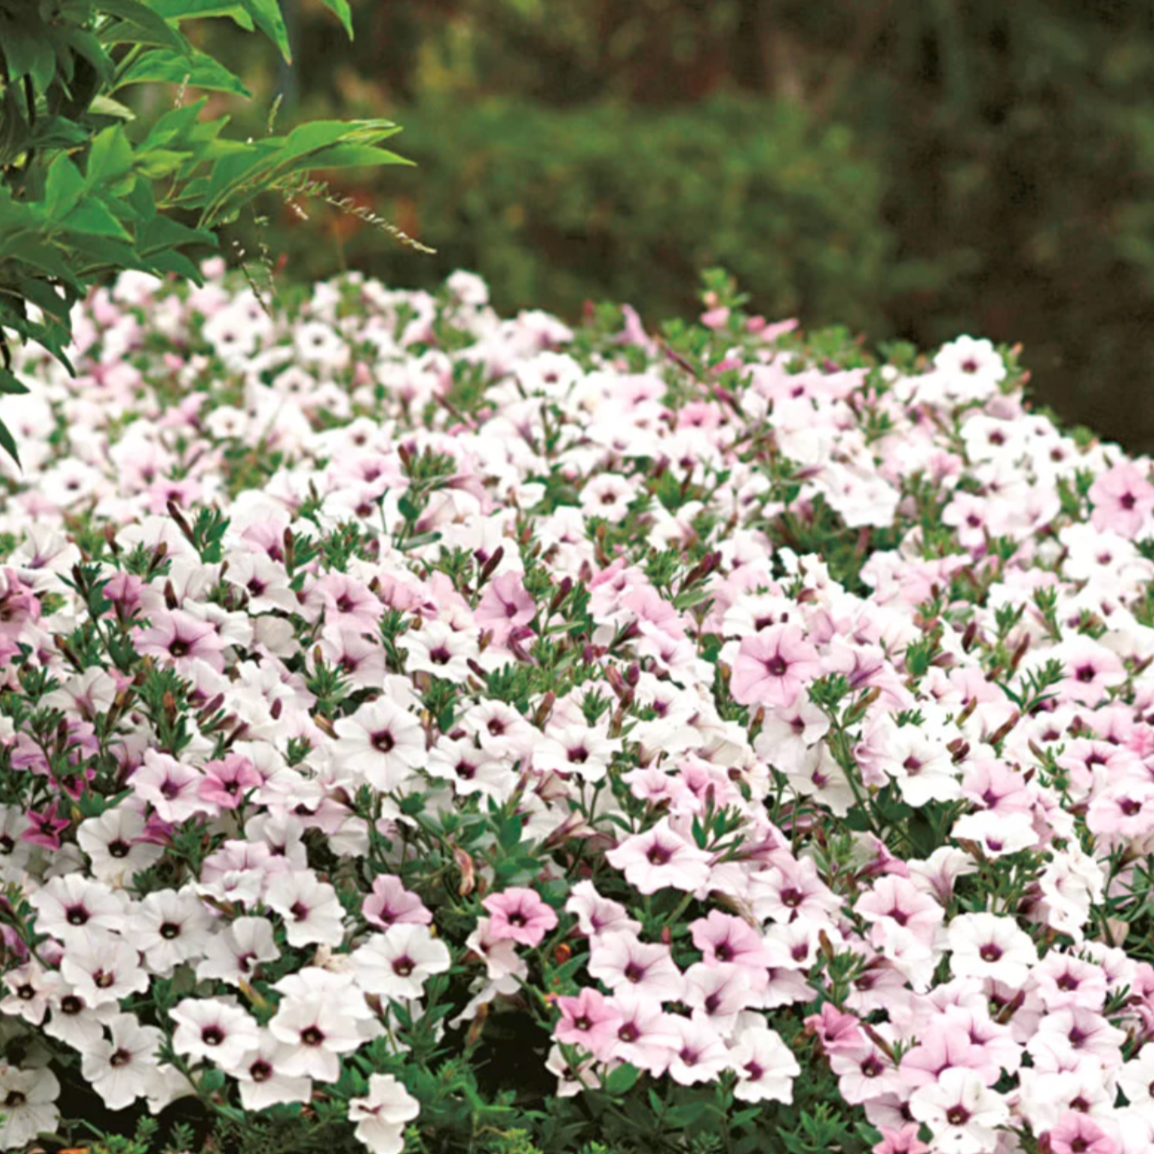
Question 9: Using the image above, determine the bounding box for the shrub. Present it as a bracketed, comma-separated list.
[265, 97, 895, 333]
[1, 267, 1154, 1154]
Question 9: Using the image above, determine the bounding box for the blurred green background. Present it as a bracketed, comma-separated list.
[190, 0, 1154, 450]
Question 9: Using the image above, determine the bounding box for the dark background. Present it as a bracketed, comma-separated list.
[194, 0, 1154, 449]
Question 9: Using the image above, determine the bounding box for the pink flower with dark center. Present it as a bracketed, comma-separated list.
[605, 818, 712, 895]
[1089, 460, 1154, 536]
[1040, 1112, 1118, 1154]
[199, 753, 262, 810]
[872, 1125, 930, 1154]
[554, 988, 622, 1058]
[362, 876, 432, 930]
[20, 802, 70, 849]
[475, 572, 535, 644]
[134, 608, 227, 673]
[689, 911, 771, 988]
[730, 623, 821, 708]
[606, 988, 679, 1075]
[804, 1003, 866, 1054]
[855, 876, 945, 945]
[482, 887, 558, 947]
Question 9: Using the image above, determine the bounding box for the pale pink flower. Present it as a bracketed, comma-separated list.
[1041, 1112, 1119, 1154]
[1089, 460, 1154, 536]
[730, 623, 821, 708]
[554, 988, 622, 1058]
[483, 887, 558, 947]
[605, 818, 711, 895]
[362, 876, 433, 930]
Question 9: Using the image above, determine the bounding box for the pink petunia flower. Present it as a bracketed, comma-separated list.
[1089, 460, 1154, 536]
[554, 987, 622, 1058]
[730, 623, 821, 708]
[482, 887, 558, 947]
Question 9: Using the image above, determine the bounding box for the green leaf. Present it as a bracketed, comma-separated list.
[115, 47, 251, 96]
[44, 155, 86, 220]
[56, 27, 117, 87]
[0, 417, 20, 469]
[603, 1063, 640, 1095]
[2, 237, 82, 290]
[88, 94, 137, 120]
[0, 15, 58, 91]
[28, 115, 90, 152]
[316, 0, 353, 37]
[290, 142, 412, 172]
[86, 125, 134, 189]
[20, 279, 71, 323]
[138, 213, 216, 257]
[96, 0, 191, 53]
[62, 200, 133, 240]
[0, 369, 29, 397]
[239, 0, 292, 62]
[149, 0, 256, 30]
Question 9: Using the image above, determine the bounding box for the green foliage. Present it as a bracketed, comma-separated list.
[259, 95, 892, 334]
[0, 0, 410, 461]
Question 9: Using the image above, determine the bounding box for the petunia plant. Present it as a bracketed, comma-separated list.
[1, 263, 1154, 1154]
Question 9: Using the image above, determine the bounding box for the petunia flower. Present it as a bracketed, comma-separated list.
[482, 887, 558, 947]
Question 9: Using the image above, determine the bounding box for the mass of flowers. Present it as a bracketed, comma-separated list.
[1, 262, 1154, 1154]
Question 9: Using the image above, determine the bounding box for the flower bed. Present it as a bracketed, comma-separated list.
[0, 266, 1152, 1154]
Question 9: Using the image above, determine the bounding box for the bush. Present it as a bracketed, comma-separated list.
[267, 97, 895, 331]
[3, 267, 1154, 1154]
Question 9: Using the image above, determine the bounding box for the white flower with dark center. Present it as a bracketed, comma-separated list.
[333, 698, 426, 791]
[401, 620, 477, 681]
[534, 723, 623, 784]
[59, 933, 149, 1006]
[0, 1064, 60, 1150]
[196, 916, 280, 987]
[728, 1022, 801, 1103]
[268, 992, 368, 1082]
[43, 985, 117, 1052]
[76, 805, 164, 885]
[348, 1073, 421, 1154]
[425, 736, 511, 799]
[948, 912, 1039, 987]
[80, 1012, 163, 1110]
[171, 997, 260, 1071]
[28, 874, 127, 943]
[0, 961, 61, 1025]
[264, 870, 346, 948]
[130, 887, 214, 976]
[352, 923, 452, 1000]
[0, 804, 33, 881]
[909, 1067, 1010, 1154]
[233, 1030, 313, 1110]
[129, 749, 212, 822]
